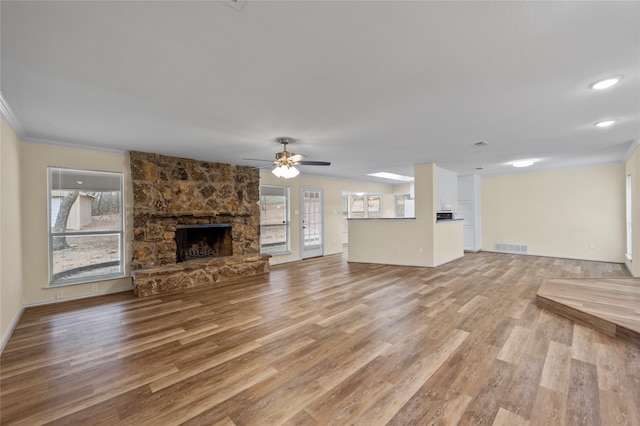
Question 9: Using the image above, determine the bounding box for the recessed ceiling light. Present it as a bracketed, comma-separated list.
[595, 120, 616, 128]
[512, 159, 535, 168]
[76, 181, 83, 185]
[366, 172, 415, 182]
[590, 76, 622, 90]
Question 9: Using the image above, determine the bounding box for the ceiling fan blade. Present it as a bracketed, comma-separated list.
[242, 158, 274, 162]
[294, 160, 331, 166]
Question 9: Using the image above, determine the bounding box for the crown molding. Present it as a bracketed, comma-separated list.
[24, 137, 127, 154]
[0, 91, 26, 139]
[623, 139, 640, 162]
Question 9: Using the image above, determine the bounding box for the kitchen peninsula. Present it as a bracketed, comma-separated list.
[348, 163, 464, 267]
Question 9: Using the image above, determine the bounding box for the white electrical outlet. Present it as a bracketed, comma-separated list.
[92, 284, 98, 292]
[55, 290, 63, 300]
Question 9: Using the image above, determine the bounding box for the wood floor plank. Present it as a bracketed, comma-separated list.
[571, 323, 599, 364]
[497, 325, 533, 364]
[566, 358, 601, 426]
[540, 340, 572, 394]
[492, 407, 529, 426]
[1, 251, 638, 425]
[529, 386, 567, 426]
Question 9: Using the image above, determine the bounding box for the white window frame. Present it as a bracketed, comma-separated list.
[48, 167, 125, 286]
[395, 193, 411, 218]
[259, 185, 290, 255]
[343, 193, 383, 219]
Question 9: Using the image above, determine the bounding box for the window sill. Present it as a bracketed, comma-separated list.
[263, 251, 292, 257]
[48, 273, 128, 288]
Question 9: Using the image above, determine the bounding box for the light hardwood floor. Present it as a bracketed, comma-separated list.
[1, 251, 639, 425]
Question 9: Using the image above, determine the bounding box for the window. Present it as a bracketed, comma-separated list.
[343, 193, 383, 219]
[260, 185, 290, 254]
[367, 194, 382, 218]
[48, 167, 124, 286]
[395, 194, 411, 217]
[626, 174, 632, 260]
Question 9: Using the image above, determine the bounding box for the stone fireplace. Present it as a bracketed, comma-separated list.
[130, 151, 270, 297]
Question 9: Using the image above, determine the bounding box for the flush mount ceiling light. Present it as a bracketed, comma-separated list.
[512, 159, 536, 168]
[366, 172, 414, 182]
[590, 76, 622, 90]
[595, 120, 616, 128]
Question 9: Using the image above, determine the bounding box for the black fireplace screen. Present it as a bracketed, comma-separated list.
[175, 224, 232, 262]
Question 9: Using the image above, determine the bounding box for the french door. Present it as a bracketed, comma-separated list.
[301, 188, 323, 259]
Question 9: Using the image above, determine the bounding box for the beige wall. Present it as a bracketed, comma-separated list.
[1, 117, 24, 348]
[348, 218, 430, 265]
[625, 144, 640, 277]
[21, 142, 134, 304]
[482, 164, 626, 263]
[259, 171, 395, 264]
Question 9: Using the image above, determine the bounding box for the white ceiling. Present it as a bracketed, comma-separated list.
[2, 1, 639, 183]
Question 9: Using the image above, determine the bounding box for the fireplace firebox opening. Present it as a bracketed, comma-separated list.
[175, 224, 232, 262]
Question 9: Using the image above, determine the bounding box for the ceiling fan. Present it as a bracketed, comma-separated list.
[244, 138, 331, 178]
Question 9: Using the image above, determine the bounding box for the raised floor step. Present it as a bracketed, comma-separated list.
[537, 277, 640, 347]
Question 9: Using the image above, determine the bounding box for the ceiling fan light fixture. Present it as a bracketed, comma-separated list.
[272, 164, 299, 179]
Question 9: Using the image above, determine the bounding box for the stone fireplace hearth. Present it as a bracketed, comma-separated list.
[130, 151, 270, 297]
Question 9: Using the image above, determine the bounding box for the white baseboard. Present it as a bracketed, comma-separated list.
[0, 306, 24, 354]
[23, 286, 133, 308]
[433, 254, 465, 267]
[481, 249, 624, 265]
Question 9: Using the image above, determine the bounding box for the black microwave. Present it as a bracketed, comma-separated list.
[436, 211, 453, 220]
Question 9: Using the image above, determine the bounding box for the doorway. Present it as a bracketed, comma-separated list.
[301, 188, 323, 259]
